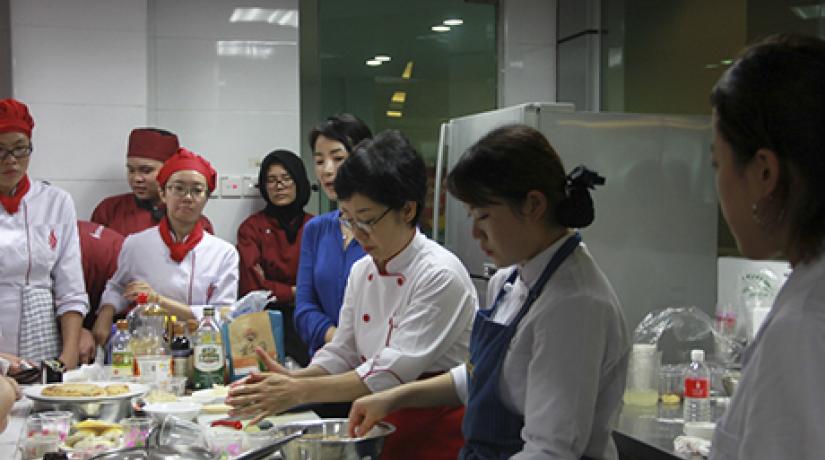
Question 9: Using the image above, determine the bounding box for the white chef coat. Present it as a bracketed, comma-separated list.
[711, 251, 825, 460]
[0, 180, 89, 356]
[311, 229, 477, 393]
[100, 226, 239, 313]
[451, 235, 630, 460]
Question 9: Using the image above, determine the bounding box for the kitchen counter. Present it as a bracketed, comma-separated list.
[614, 399, 729, 460]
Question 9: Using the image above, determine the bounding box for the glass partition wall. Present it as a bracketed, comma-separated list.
[300, 0, 498, 234]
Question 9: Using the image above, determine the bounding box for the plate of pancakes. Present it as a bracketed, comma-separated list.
[23, 382, 150, 402]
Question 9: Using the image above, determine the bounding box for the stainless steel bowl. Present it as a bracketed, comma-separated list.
[274, 418, 395, 460]
[31, 398, 134, 422]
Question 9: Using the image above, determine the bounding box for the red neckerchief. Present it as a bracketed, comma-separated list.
[158, 216, 203, 263]
[0, 174, 30, 214]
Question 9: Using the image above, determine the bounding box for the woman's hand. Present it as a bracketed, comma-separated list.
[324, 326, 337, 343]
[254, 346, 291, 375]
[226, 372, 302, 425]
[58, 349, 79, 371]
[0, 353, 23, 375]
[4, 377, 21, 400]
[91, 305, 115, 347]
[347, 392, 397, 438]
[78, 328, 96, 365]
[123, 281, 156, 303]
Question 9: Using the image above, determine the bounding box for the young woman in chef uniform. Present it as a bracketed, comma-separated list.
[0, 98, 88, 370]
[708, 34, 825, 460]
[93, 148, 239, 344]
[349, 124, 630, 460]
[228, 130, 476, 460]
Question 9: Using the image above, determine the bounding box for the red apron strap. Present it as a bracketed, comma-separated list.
[381, 405, 465, 460]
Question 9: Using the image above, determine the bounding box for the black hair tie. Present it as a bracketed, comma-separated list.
[556, 165, 605, 228]
[565, 165, 606, 192]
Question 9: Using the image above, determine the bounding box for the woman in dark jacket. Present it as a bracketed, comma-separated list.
[237, 149, 313, 366]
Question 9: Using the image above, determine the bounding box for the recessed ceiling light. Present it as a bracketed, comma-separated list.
[374, 55, 391, 62]
[443, 19, 463, 26]
[720, 58, 734, 65]
[704, 64, 719, 69]
[366, 59, 382, 67]
[391, 91, 407, 104]
[431, 25, 451, 32]
[386, 110, 403, 118]
[401, 61, 414, 79]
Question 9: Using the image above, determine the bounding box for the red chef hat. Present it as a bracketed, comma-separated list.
[156, 148, 217, 193]
[127, 128, 180, 162]
[0, 98, 35, 138]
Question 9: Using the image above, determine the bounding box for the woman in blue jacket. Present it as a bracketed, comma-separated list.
[294, 114, 372, 357]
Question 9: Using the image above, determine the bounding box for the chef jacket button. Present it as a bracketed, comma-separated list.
[363, 314, 370, 323]
[368, 274, 374, 281]
[396, 277, 404, 286]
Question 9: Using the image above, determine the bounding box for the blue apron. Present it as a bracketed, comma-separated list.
[460, 233, 584, 460]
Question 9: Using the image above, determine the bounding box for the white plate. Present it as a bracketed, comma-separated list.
[190, 389, 226, 405]
[23, 381, 150, 403]
[143, 401, 202, 422]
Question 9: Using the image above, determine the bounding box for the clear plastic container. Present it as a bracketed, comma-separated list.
[658, 364, 684, 404]
[623, 343, 660, 406]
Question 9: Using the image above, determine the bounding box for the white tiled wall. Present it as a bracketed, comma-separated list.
[10, 0, 301, 243]
[148, 0, 300, 241]
[11, 0, 149, 219]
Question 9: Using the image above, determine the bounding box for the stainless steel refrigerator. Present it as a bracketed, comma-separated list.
[433, 102, 718, 332]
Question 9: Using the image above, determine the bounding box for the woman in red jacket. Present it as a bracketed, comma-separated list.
[236, 150, 313, 366]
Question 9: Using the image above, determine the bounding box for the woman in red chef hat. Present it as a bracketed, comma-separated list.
[0, 98, 89, 370]
[93, 148, 239, 344]
[91, 127, 214, 237]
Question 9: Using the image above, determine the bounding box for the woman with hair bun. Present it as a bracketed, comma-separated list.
[349, 124, 630, 460]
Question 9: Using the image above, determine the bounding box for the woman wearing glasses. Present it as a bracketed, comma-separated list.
[228, 130, 476, 460]
[0, 98, 88, 371]
[94, 148, 238, 337]
[237, 150, 313, 366]
[294, 114, 372, 359]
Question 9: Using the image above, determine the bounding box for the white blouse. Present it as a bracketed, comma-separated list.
[0, 180, 88, 355]
[311, 230, 477, 393]
[711, 252, 825, 460]
[100, 226, 239, 313]
[451, 235, 630, 460]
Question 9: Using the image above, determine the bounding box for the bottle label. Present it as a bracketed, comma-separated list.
[111, 352, 134, 376]
[194, 344, 224, 372]
[684, 377, 709, 398]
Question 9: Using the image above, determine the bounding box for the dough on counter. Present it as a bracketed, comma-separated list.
[41, 383, 105, 397]
[104, 384, 131, 396]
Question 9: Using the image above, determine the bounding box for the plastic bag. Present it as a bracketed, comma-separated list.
[633, 306, 746, 366]
[229, 290, 276, 320]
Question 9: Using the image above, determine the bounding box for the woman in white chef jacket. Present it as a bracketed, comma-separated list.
[0, 98, 88, 370]
[93, 148, 238, 345]
[227, 130, 476, 460]
[349, 124, 630, 460]
[706, 35, 825, 460]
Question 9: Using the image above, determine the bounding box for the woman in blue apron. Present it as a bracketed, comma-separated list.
[349, 124, 630, 459]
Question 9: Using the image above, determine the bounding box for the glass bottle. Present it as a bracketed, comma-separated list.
[193, 306, 225, 389]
